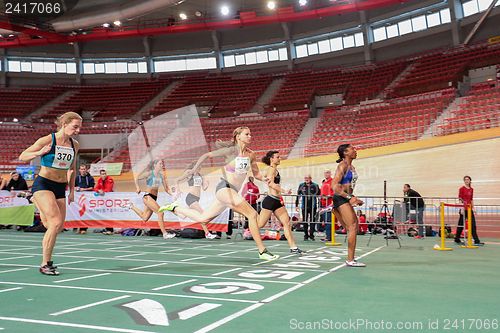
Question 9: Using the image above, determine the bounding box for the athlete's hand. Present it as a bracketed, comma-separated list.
[349, 196, 363, 206]
[38, 144, 51, 156]
[68, 191, 75, 205]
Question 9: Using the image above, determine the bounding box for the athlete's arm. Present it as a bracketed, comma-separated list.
[19, 135, 52, 162]
[161, 169, 171, 195]
[190, 147, 233, 173]
[202, 177, 209, 191]
[249, 151, 265, 182]
[266, 167, 282, 193]
[67, 140, 79, 204]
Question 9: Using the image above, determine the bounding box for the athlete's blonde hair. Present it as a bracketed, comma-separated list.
[215, 126, 249, 149]
[56, 112, 82, 130]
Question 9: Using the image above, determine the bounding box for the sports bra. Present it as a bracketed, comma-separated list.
[273, 170, 281, 185]
[187, 174, 203, 187]
[340, 167, 358, 187]
[40, 133, 75, 170]
[146, 168, 163, 188]
[225, 155, 251, 175]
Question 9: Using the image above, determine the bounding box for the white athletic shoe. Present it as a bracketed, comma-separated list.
[162, 232, 176, 239]
[345, 260, 366, 267]
[259, 248, 280, 260]
[205, 233, 217, 239]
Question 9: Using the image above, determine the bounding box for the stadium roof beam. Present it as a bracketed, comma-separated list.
[463, 0, 497, 45]
[0, 0, 411, 49]
[0, 21, 64, 40]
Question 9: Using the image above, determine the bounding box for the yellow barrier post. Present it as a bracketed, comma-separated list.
[461, 204, 478, 249]
[325, 210, 342, 246]
[434, 202, 452, 251]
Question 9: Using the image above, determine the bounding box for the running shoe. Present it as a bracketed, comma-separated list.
[290, 247, 304, 255]
[158, 201, 178, 213]
[258, 248, 280, 260]
[345, 260, 366, 267]
[205, 233, 218, 239]
[474, 242, 485, 246]
[162, 232, 176, 239]
[39, 261, 59, 276]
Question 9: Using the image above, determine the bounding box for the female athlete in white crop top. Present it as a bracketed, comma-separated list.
[159, 126, 279, 260]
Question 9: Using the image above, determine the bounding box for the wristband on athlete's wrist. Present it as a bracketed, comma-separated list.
[346, 194, 353, 200]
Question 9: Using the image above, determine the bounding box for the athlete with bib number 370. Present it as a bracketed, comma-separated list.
[19, 112, 82, 275]
[159, 127, 279, 260]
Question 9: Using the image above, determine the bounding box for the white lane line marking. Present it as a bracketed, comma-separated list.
[58, 259, 98, 266]
[260, 284, 304, 303]
[211, 268, 242, 276]
[128, 263, 168, 271]
[56, 250, 92, 255]
[0, 263, 298, 285]
[105, 246, 136, 251]
[191, 244, 213, 249]
[159, 248, 183, 253]
[195, 245, 385, 332]
[50, 295, 131, 316]
[194, 303, 264, 333]
[217, 250, 241, 256]
[0, 316, 155, 333]
[180, 256, 206, 262]
[178, 303, 222, 320]
[0, 255, 34, 261]
[0, 281, 258, 304]
[0, 287, 23, 293]
[114, 253, 145, 258]
[0, 268, 30, 274]
[151, 279, 198, 291]
[54, 273, 111, 284]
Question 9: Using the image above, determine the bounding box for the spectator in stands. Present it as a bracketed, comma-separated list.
[74, 164, 95, 234]
[95, 169, 115, 234]
[403, 184, 425, 238]
[455, 176, 483, 246]
[176, 162, 216, 239]
[19, 111, 82, 275]
[159, 126, 279, 261]
[95, 169, 114, 194]
[242, 176, 260, 229]
[295, 174, 320, 241]
[357, 210, 367, 235]
[320, 169, 334, 242]
[6, 171, 28, 191]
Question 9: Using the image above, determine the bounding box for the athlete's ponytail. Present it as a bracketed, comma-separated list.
[336, 144, 350, 163]
[215, 126, 249, 149]
[262, 150, 279, 166]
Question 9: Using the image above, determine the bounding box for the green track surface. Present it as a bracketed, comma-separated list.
[0, 230, 499, 333]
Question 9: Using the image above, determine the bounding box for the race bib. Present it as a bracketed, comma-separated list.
[235, 156, 250, 174]
[193, 176, 203, 187]
[53, 145, 74, 169]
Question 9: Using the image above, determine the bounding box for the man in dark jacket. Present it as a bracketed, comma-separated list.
[296, 174, 320, 241]
[403, 184, 425, 238]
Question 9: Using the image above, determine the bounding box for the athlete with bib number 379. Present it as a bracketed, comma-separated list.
[159, 127, 280, 260]
[19, 112, 82, 276]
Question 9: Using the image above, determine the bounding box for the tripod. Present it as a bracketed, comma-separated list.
[367, 181, 401, 248]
